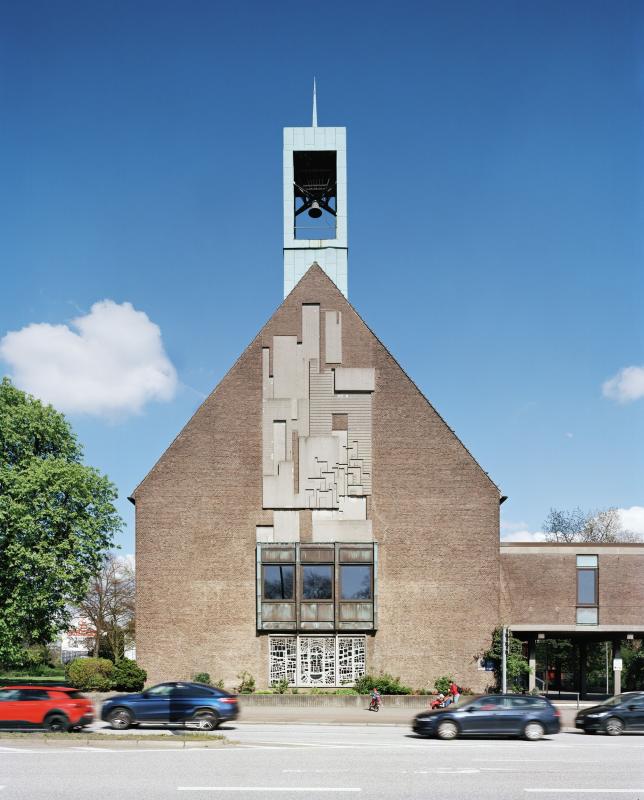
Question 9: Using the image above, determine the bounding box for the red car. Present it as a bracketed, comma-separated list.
[0, 685, 94, 732]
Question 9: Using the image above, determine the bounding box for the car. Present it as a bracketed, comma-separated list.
[100, 681, 239, 731]
[412, 693, 560, 741]
[575, 691, 644, 736]
[0, 685, 94, 732]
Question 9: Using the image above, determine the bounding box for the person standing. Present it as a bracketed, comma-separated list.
[449, 681, 460, 705]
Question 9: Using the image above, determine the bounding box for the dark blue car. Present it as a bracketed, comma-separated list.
[413, 694, 560, 741]
[575, 692, 644, 735]
[101, 682, 239, 731]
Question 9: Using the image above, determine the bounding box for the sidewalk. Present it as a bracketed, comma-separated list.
[232, 703, 579, 730]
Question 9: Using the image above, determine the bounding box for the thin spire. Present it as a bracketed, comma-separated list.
[312, 77, 318, 127]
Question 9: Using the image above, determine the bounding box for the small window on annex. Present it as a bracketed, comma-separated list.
[302, 565, 333, 600]
[340, 565, 372, 600]
[263, 565, 294, 600]
[576, 554, 598, 624]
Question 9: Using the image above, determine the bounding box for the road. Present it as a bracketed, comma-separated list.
[1, 724, 643, 799]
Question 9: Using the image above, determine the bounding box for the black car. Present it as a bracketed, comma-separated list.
[575, 691, 644, 736]
[101, 682, 239, 730]
[413, 694, 560, 741]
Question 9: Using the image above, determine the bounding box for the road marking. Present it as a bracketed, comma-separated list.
[474, 759, 597, 763]
[525, 791, 644, 794]
[177, 789, 361, 793]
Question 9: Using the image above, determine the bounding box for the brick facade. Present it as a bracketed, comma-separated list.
[133, 266, 501, 690]
[501, 544, 644, 629]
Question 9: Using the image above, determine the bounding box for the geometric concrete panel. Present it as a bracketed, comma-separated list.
[273, 510, 300, 542]
[262, 303, 373, 507]
[325, 311, 342, 364]
[256, 526, 275, 543]
[334, 367, 375, 393]
[311, 519, 373, 542]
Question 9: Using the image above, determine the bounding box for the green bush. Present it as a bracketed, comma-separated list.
[433, 675, 455, 694]
[354, 673, 412, 695]
[193, 672, 211, 685]
[271, 677, 289, 694]
[111, 659, 147, 692]
[65, 658, 114, 691]
[236, 670, 256, 694]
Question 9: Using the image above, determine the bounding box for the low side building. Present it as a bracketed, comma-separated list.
[501, 542, 644, 694]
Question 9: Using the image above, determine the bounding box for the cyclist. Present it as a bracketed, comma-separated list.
[369, 687, 382, 711]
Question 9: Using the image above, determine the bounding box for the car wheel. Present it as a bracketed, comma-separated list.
[189, 710, 219, 731]
[107, 708, 134, 730]
[436, 720, 459, 740]
[523, 721, 545, 741]
[45, 713, 70, 733]
[604, 717, 624, 736]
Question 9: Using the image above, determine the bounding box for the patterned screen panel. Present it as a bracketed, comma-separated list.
[269, 635, 366, 687]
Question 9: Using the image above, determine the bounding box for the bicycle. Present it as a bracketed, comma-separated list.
[369, 697, 381, 712]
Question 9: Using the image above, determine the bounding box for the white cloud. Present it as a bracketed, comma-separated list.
[500, 519, 546, 542]
[0, 300, 177, 418]
[602, 366, 644, 404]
[500, 529, 547, 543]
[618, 506, 644, 535]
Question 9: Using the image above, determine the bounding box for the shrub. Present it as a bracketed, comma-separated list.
[111, 658, 147, 692]
[236, 670, 256, 694]
[65, 658, 114, 691]
[433, 675, 455, 694]
[193, 672, 212, 685]
[354, 673, 412, 695]
[214, 678, 224, 689]
[271, 677, 289, 694]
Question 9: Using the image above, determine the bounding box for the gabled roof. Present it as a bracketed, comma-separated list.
[130, 264, 500, 501]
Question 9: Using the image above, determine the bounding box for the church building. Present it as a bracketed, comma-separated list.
[132, 97, 644, 695]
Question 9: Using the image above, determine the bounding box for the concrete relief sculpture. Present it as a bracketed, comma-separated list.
[259, 303, 374, 544]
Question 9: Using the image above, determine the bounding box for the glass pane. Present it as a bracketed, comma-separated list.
[264, 565, 294, 600]
[577, 569, 597, 604]
[576, 555, 598, 568]
[473, 696, 503, 710]
[340, 565, 372, 600]
[302, 565, 333, 599]
[576, 607, 598, 624]
[147, 684, 173, 696]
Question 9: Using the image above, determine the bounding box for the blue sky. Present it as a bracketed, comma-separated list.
[1, 0, 643, 552]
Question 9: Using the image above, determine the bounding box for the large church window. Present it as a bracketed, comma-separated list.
[263, 565, 294, 600]
[340, 565, 372, 600]
[302, 565, 333, 599]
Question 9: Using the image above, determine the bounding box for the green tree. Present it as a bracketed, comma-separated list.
[0, 378, 122, 666]
[482, 628, 530, 692]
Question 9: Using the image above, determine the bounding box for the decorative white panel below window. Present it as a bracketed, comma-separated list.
[269, 635, 366, 687]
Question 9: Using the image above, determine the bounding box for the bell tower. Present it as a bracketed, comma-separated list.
[283, 81, 348, 297]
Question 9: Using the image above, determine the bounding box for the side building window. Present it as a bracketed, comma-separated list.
[576, 554, 598, 624]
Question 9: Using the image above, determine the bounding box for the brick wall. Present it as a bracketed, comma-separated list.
[500, 545, 644, 627]
[134, 266, 501, 690]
